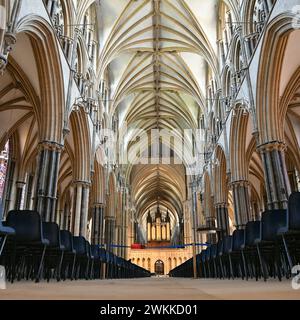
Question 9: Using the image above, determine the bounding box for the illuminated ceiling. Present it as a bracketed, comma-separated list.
[98, 0, 218, 219]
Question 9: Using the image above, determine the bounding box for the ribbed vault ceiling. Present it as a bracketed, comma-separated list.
[98, 0, 218, 219]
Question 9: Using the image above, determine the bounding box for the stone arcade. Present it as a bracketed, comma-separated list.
[0, 0, 300, 300]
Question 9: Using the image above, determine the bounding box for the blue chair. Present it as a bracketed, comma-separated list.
[217, 240, 224, 279]
[91, 245, 101, 279]
[42, 222, 65, 281]
[210, 244, 218, 278]
[72, 236, 88, 280]
[6, 210, 49, 283]
[205, 246, 211, 278]
[258, 210, 287, 281]
[223, 236, 234, 279]
[277, 192, 300, 271]
[245, 220, 264, 280]
[0, 219, 15, 257]
[232, 229, 247, 279]
[60, 230, 76, 280]
[200, 249, 207, 278]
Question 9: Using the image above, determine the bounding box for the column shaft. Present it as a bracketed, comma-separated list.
[72, 183, 82, 236]
[215, 203, 229, 239]
[72, 181, 90, 237]
[231, 180, 251, 228]
[15, 182, 25, 210]
[258, 142, 291, 209]
[79, 184, 90, 237]
[34, 141, 62, 222]
[104, 216, 116, 253]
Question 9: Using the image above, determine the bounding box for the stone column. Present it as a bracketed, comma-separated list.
[14, 181, 25, 210]
[134, 221, 139, 243]
[104, 216, 116, 253]
[121, 188, 128, 258]
[231, 180, 251, 228]
[257, 142, 291, 209]
[123, 223, 129, 259]
[62, 201, 71, 231]
[80, 183, 90, 237]
[128, 215, 133, 246]
[116, 224, 122, 256]
[205, 216, 217, 244]
[3, 158, 16, 217]
[215, 203, 230, 240]
[34, 141, 63, 222]
[92, 204, 104, 245]
[25, 174, 34, 210]
[190, 184, 199, 255]
[72, 180, 90, 237]
[0, 0, 7, 58]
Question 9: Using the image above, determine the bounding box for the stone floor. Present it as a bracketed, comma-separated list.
[0, 277, 299, 300]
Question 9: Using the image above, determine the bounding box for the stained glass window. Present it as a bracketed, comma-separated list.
[0, 141, 9, 201]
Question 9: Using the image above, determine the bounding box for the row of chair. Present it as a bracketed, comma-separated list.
[0, 210, 150, 283]
[170, 192, 300, 281]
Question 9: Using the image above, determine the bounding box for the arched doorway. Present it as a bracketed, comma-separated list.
[154, 260, 164, 275]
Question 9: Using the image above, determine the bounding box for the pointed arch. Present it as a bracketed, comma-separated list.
[69, 108, 91, 182]
[213, 145, 227, 205]
[256, 12, 298, 145]
[16, 16, 65, 143]
[230, 105, 250, 182]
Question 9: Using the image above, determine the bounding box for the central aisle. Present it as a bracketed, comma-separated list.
[1, 277, 299, 300]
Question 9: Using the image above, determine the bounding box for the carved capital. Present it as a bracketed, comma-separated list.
[39, 140, 64, 152]
[257, 141, 286, 153]
[229, 179, 250, 188]
[93, 203, 105, 209]
[215, 202, 228, 209]
[15, 181, 26, 189]
[73, 180, 91, 188]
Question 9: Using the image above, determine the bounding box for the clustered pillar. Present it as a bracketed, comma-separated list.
[121, 187, 128, 258]
[72, 180, 91, 237]
[215, 203, 230, 239]
[104, 216, 116, 252]
[91, 204, 104, 245]
[14, 181, 25, 210]
[34, 141, 63, 222]
[231, 180, 251, 229]
[258, 142, 291, 209]
[205, 216, 217, 244]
